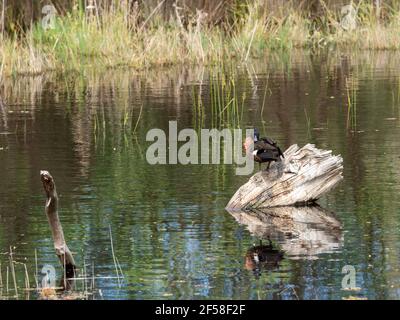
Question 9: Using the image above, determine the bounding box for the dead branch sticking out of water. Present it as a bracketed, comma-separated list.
[40, 170, 76, 278]
[0, 172, 125, 300]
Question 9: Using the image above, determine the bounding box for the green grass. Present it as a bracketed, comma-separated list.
[2, 1, 400, 78]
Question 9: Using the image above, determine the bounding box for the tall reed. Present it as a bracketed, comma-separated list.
[193, 66, 245, 129]
[346, 76, 358, 131]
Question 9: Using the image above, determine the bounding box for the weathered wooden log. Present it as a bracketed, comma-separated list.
[228, 205, 343, 258]
[40, 170, 76, 278]
[227, 144, 343, 210]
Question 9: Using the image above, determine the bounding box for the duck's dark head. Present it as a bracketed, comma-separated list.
[254, 128, 260, 142]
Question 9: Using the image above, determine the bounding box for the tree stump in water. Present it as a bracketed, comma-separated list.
[226, 144, 343, 210]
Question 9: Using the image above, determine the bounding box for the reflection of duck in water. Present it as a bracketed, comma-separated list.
[245, 239, 284, 276]
[243, 128, 284, 170]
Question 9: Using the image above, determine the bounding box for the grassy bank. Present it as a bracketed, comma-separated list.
[1, 1, 400, 78]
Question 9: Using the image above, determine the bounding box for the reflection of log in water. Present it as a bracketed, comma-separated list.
[229, 206, 343, 259]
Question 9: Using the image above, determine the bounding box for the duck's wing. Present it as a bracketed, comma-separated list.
[254, 140, 278, 152]
[261, 136, 276, 146]
[260, 137, 285, 158]
[256, 150, 280, 162]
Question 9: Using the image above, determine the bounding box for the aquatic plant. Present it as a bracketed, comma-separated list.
[192, 66, 245, 129]
[0, 227, 123, 300]
[346, 76, 358, 131]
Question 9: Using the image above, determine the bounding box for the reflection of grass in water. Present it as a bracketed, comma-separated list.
[192, 85, 205, 131]
[93, 101, 143, 153]
[393, 77, 400, 120]
[260, 75, 271, 119]
[259, 75, 272, 135]
[193, 67, 245, 129]
[93, 107, 106, 151]
[304, 107, 311, 139]
[122, 103, 143, 134]
[346, 76, 357, 131]
[398, 77, 400, 105]
[398, 77, 400, 122]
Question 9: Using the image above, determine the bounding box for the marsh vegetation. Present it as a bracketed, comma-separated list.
[2, 1, 400, 77]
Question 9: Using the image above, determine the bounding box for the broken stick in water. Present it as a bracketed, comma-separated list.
[40, 170, 76, 278]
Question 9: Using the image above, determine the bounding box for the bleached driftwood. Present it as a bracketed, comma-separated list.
[226, 144, 343, 210]
[229, 205, 343, 258]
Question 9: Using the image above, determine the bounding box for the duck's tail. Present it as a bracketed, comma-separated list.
[277, 146, 284, 159]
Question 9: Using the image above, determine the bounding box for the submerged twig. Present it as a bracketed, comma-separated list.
[23, 263, 30, 291]
[0, 262, 3, 288]
[109, 225, 121, 287]
[132, 103, 143, 135]
[6, 265, 9, 293]
[34, 249, 39, 290]
[9, 246, 18, 298]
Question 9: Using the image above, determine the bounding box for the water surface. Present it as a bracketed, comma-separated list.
[1, 51, 400, 300]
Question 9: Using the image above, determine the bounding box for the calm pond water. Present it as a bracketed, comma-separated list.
[1, 51, 400, 300]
